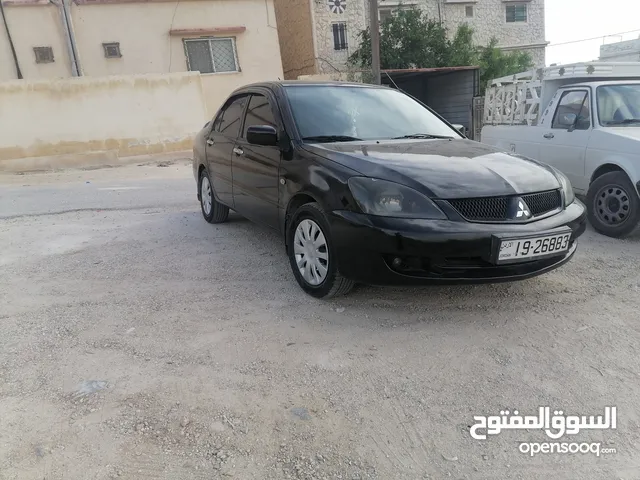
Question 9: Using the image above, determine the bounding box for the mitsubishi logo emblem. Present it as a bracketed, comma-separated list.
[514, 198, 532, 219]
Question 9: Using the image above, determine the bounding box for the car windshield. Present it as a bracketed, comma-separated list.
[597, 84, 640, 126]
[283, 85, 461, 142]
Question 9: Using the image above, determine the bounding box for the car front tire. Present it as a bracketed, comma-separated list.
[287, 202, 355, 299]
[199, 169, 229, 224]
[587, 171, 640, 238]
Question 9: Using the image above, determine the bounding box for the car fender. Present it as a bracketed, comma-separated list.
[280, 156, 359, 237]
[586, 151, 640, 188]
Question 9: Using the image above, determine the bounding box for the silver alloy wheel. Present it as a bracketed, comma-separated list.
[293, 219, 329, 286]
[595, 184, 631, 225]
[201, 175, 212, 216]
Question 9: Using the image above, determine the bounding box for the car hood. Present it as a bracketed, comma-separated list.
[304, 139, 560, 198]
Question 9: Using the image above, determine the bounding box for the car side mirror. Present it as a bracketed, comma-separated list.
[452, 124, 466, 136]
[246, 125, 278, 146]
[558, 113, 577, 130]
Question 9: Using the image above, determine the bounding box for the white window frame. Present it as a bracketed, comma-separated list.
[379, 7, 393, 23]
[378, 4, 414, 22]
[183, 37, 240, 74]
[505, 3, 527, 23]
[465, 5, 474, 17]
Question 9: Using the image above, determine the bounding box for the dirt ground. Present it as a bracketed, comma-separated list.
[1, 161, 639, 480]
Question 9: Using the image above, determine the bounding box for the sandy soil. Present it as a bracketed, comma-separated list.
[1, 162, 639, 479]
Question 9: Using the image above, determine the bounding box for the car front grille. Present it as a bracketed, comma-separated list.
[447, 189, 562, 222]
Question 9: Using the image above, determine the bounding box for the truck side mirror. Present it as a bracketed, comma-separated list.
[558, 113, 577, 130]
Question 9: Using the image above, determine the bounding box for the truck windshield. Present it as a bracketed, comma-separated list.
[597, 84, 640, 126]
[283, 85, 461, 142]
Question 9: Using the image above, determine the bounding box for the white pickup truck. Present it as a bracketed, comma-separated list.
[481, 62, 640, 238]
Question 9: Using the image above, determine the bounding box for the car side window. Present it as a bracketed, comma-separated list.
[242, 94, 277, 138]
[212, 110, 224, 132]
[552, 90, 591, 130]
[218, 95, 248, 138]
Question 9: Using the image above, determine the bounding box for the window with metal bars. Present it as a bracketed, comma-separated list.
[103, 42, 122, 59]
[379, 6, 412, 23]
[33, 47, 54, 64]
[379, 8, 393, 24]
[184, 37, 239, 74]
[332, 23, 348, 51]
[505, 4, 527, 22]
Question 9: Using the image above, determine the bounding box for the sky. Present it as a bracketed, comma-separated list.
[545, 0, 640, 65]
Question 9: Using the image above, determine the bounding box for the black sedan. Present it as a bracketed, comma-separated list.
[192, 81, 587, 298]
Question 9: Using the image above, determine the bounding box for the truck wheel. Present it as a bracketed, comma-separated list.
[587, 171, 640, 238]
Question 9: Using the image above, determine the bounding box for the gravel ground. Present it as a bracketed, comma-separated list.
[1, 161, 640, 480]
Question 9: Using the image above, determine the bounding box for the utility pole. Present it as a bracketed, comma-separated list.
[369, 0, 381, 84]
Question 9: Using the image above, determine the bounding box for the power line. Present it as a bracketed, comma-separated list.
[547, 29, 640, 48]
[0, 0, 22, 79]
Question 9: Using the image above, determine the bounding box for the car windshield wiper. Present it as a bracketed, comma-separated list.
[302, 135, 362, 143]
[391, 133, 454, 139]
[605, 118, 640, 125]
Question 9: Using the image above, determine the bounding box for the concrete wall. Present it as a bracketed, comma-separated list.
[0, 72, 208, 167]
[0, 2, 74, 81]
[1, 0, 283, 115]
[273, 0, 316, 79]
[71, 0, 283, 115]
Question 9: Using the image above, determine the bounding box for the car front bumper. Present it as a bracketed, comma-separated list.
[328, 200, 587, 286]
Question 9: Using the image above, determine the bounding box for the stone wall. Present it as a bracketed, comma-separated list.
[313, 0, 369, 73]
[520, 46, 546, 68]
[442, 0, 545, 57]
[274, 0, 317, 79]
[600, 38, 640, 62]
[310, 0, 547, 72]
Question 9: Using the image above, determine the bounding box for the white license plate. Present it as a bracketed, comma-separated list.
[497, 232, 571, 263]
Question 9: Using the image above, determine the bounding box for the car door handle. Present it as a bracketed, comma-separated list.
[543, 133, 555, 139]
[233, 147, 244, 156]
[206, 138, 214, 146]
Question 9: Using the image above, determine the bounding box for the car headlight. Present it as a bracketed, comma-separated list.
[552, 168, 575, 206]
[347, 177, 447, 219]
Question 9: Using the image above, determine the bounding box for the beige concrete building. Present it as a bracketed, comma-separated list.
[274, 0, 546, 79]
[600, 37, 640, 63]
[0, 0, 284, 115]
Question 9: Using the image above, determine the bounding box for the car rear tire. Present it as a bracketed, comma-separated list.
[199, 169, 229, 224]
[287, 202, 355, 298]
[587, 171, 640, 238]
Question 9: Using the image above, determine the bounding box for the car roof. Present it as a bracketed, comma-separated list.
[561, 80, 640, 89]
[232, 80, 389, 92]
